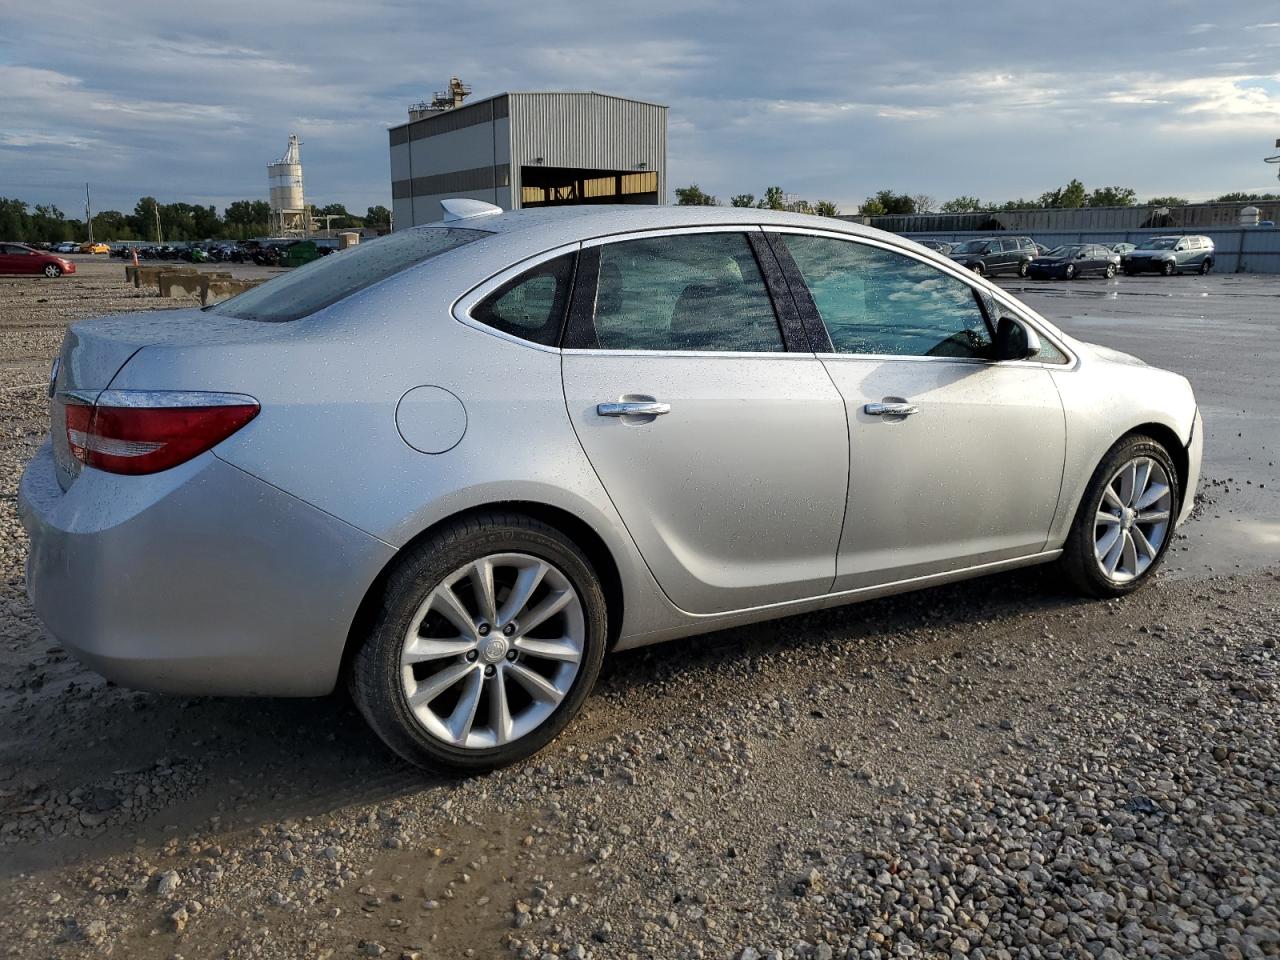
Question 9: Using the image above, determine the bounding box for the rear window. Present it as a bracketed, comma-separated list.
[209, 226, 487, 322]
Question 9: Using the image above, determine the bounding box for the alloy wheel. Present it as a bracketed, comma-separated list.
[43, 265, 60, 278]
[1105, 264, 1116, 279]
[399, 553, 585, 750]
[1093, 457, 1173, 583]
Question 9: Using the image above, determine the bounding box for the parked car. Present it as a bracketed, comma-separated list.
[946, 236, 1037, 277]
[53, 242, 79, 254]
[80, 241, 110, 255]
[1027, 244, 1121, 280]
[20, 201, 1202, 772]
[1122, 236, 1215, 276]
[917, 239, 952, 254]
[1033, 243, 1051, 257]
[1111, 242, 1136, 257]
[0, 242, 76, 277]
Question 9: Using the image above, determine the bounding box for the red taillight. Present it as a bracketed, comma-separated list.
[64, 391, 259, 475]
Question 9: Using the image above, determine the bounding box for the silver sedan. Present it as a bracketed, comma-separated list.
[20, 201, 1203, 771]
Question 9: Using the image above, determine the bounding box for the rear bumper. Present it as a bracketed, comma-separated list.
[19, 442, 395, 697]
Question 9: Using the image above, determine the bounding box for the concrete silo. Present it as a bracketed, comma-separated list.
[268, 135, 311, 236]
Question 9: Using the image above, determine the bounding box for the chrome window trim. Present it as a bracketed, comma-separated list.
[451, 242, 582, 355]
[581, 224, 765, 248]
[562, 348, 812, 360]
[761, 225, 1078, 369]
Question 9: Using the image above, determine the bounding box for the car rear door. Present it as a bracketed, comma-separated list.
[0, 245, 16, 273]
[767, 228, 1067, 590]
[559, 227, 849, 614]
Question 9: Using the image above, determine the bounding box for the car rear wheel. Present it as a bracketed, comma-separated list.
[970, 262, 986, 276]
[349, 512, 607, 773]
[1105, 264, 1117, 279]
[1017, 261, 1029, 278]
[1161, 261, 1176, 276]
[1060, 435, 1180, 598]
[42, 264, 62, 278]
[1199, 259, 1212, 275]
[1064, 264, 1076, 280]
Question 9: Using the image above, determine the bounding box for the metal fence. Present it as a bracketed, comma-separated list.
[902, 228, 1280, 275]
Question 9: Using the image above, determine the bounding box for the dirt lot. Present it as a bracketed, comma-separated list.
[0, 260, 1276, 960]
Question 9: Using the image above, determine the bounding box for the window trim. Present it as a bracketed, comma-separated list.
[762, 226, 1077, 368]
[452, 242, 582, 354]
[562, 225, 804, 356]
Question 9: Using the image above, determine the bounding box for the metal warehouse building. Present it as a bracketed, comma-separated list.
[388, 90, 667, 227]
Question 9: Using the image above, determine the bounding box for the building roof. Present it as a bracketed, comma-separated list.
[388, 90, 667, 132]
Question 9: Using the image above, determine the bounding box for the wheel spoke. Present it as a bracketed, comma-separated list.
[1095, 511, 1122, 526]
[409, 660, 475, 707]
[513, 636, 582, 664]
[1131, 460, 1152, 506]
[506, 662, 566, 705]
[1136, 481, 1170, 510]
[517, 588, 573, 635]
[402, 637, 475, 665]
[447, 668, 484, 743]
[1132, 525, 1157, 562]
[1102, 531, 1125, 574]
[1119, 463, 1138, 506]
[1102, 485, 1125, 511]
[471, 559, 498, 625]
[1096, 524, 1122, 560]
[1137, 509, 1170, 524]
[489, 666, 513, 745]
[430, 585, 478, 640]
[498, 560, 548, 626]
[1121, 531, 1138, 575]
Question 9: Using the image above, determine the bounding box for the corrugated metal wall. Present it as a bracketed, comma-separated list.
[901, 228, 1280, 274]
[858, 201, 1280, 234]
[507, 93, 666, 209]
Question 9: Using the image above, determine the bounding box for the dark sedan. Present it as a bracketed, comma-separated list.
[1027, 244, 1119, 280]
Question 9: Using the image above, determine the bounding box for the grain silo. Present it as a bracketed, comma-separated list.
[268, 135, 311, 236]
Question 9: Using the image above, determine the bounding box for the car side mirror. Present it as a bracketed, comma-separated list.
[1077, 253, 1088, 259]
[993, 316, 1042, 361]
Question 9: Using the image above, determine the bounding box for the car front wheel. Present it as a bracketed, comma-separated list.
[350, 512, 608, 773]
[43, 264, 62, 278]
[1161, 261, 1176, 276]
[1060, 435, 1180, 598]
[1105, 264, 1117, 279]
[1064, 264, 1076, 280]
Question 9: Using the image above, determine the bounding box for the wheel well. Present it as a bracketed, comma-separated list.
[339, 502, 625, 684]
[1123, 423, 1189, 504]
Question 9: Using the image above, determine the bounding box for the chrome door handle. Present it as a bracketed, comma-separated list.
[597, 401, 671, 417]
[865, 401, 918, 417]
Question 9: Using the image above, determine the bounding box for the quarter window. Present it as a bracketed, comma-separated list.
[783, 235, 994, 359]
[588, 233, 784, 352]
[472, 252, 575, 347]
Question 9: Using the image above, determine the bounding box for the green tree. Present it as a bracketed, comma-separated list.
[1146, 196, 1189, 206]
[729, 194, 755, 208]
[1213, 191, 1280, 202]
[365, 204, 391, 228]
[858, 197, 887, 217]
[813, 200, 840, 217]
[861, 190, 915, 215]
[674, 184, 717, 206]
[1039, 179, 1087, 209]
[911, 194, 936, 214]
[224, 200, 272, 240]
[91, 210, 133, 241]
[0, 198, 31, 240]
[757, 186, 786, 210]
[940, 196, 983, 213]
[1087, 186, 1137, 207]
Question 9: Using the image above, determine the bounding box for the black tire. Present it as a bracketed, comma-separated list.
[1199, 259, 1212, 275]
[43, 264, 62, 278]
[1064, 264, 1076, 280]
[1161, 261, 1175, 277]
[1017, 260, 1029, 278]
[971, 262, 986, 276]
[349, 512, 608, 773]
[1059, 435, 1181, 598]
[1104, 264, 1116, 279]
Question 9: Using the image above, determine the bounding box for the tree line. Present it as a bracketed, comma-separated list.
[856, 182, 1280, 217]
[0, 196, 392, 244]
[674, 184, 840, 217]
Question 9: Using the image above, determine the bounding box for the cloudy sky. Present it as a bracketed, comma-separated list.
[2, 1, 1278, 218]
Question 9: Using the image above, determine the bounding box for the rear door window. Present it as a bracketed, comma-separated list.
[209, 226, 488, 322]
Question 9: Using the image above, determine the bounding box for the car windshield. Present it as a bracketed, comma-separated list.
[950, 240, 990, 254]
[1046, 245, 1085, 258]
[1137, 238, 1178, 250]
[209, 226, 488, 322]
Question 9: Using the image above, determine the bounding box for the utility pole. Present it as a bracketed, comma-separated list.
[154, 203, 163, 244]
[85, 183, 93, 243]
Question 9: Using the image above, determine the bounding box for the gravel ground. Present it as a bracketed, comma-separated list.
[0, 264, 1276, 960]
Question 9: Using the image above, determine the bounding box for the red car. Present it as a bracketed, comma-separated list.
[0, 243, 76, 277]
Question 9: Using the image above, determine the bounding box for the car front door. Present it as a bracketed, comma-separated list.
[560, 228, 849, 614]
[768, 229, 1067, 590]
